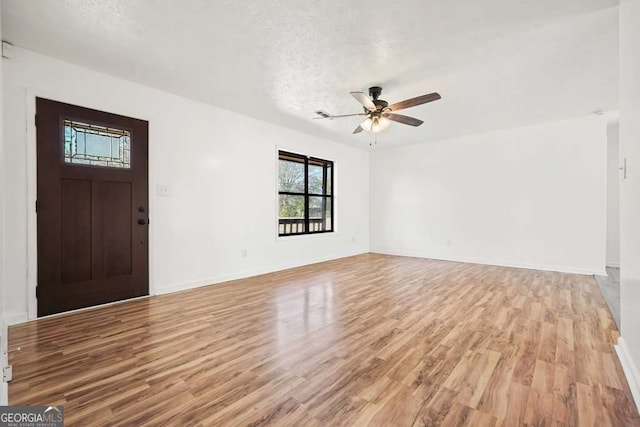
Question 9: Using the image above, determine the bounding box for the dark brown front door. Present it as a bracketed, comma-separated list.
[36, 98, 149, 316]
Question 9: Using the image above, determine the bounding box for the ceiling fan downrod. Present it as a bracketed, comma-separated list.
[368, 86, 382, 101]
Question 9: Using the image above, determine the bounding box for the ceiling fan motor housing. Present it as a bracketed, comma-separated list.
[373, 99, 388, 109]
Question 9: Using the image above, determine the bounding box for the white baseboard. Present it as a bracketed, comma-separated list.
[370, 250, 606, 276]
[156, 250, 368, 295]
[615, 337, 640, 411]
[3, 312, 28, 326]
[606, 262, 620, 268]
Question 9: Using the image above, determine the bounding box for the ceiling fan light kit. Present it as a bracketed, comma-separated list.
[360, 115, 391, 133]
[314, 86, 441, 135]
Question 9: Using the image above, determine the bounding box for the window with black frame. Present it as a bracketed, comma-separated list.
[278, 151, 333, 236]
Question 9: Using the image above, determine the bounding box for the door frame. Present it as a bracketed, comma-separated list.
[25, 88, 156, 320]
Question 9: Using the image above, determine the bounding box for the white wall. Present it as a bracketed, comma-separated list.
[617, 0, 640, 408]
[1, 47, 370, 322]
[370, 116, 608, 275]
[606, 122, 621, 267]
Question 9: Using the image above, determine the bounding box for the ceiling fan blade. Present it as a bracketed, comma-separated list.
[388, 92, 441, 111]
[383, 113, 424, 127]
[314, 110, 332, 119]
[350, 92, 377, 112]
[313, 111, 368, 119]
[329, 113, 368, 119]
[353, 125, 364, 134]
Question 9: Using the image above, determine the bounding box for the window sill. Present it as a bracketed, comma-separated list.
[276, 231, 337, 242]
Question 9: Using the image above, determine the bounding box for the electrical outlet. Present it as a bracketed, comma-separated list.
[156, 184, 170, 197]
[3, 365, 12, 382]
[2, 41, 14, 59]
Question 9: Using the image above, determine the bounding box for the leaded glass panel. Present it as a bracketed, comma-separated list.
[63, 120, 131, 169]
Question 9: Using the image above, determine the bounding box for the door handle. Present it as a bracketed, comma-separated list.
[620, 158, 627, 180]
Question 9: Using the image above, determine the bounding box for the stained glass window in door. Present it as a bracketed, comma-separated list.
[63, 120, 131, 168]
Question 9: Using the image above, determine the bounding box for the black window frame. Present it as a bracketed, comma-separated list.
[278, 150, 334, 237]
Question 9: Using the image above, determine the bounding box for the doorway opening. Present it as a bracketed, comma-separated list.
[595, 121, 620, 329]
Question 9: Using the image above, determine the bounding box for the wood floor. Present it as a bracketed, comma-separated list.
[9, 254, 640, 426]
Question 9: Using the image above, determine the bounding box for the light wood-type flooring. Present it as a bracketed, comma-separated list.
[9, 254, 640, 426]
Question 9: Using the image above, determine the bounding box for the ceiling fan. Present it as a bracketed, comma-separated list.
[314, 86, 441, 134]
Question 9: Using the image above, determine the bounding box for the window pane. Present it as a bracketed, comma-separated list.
[278, 159, 305, 193]
[326, 165, 332, 195]
[309, 196, 331, 232]
[64, 120, 131, 169]
[325, 197, 332, 231]
[308, 164, 324, 195]
[279, 195, 306, 235]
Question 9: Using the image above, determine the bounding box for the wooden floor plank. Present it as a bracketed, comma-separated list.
[8, 253, 640, 426]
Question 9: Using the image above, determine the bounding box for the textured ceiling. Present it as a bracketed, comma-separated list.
[1, 0, 619, 148]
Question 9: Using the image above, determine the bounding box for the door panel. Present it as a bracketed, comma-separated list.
[36, 98, 149, 316]
[103, 181, 133, 278]
[60, 179, 92, 284]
